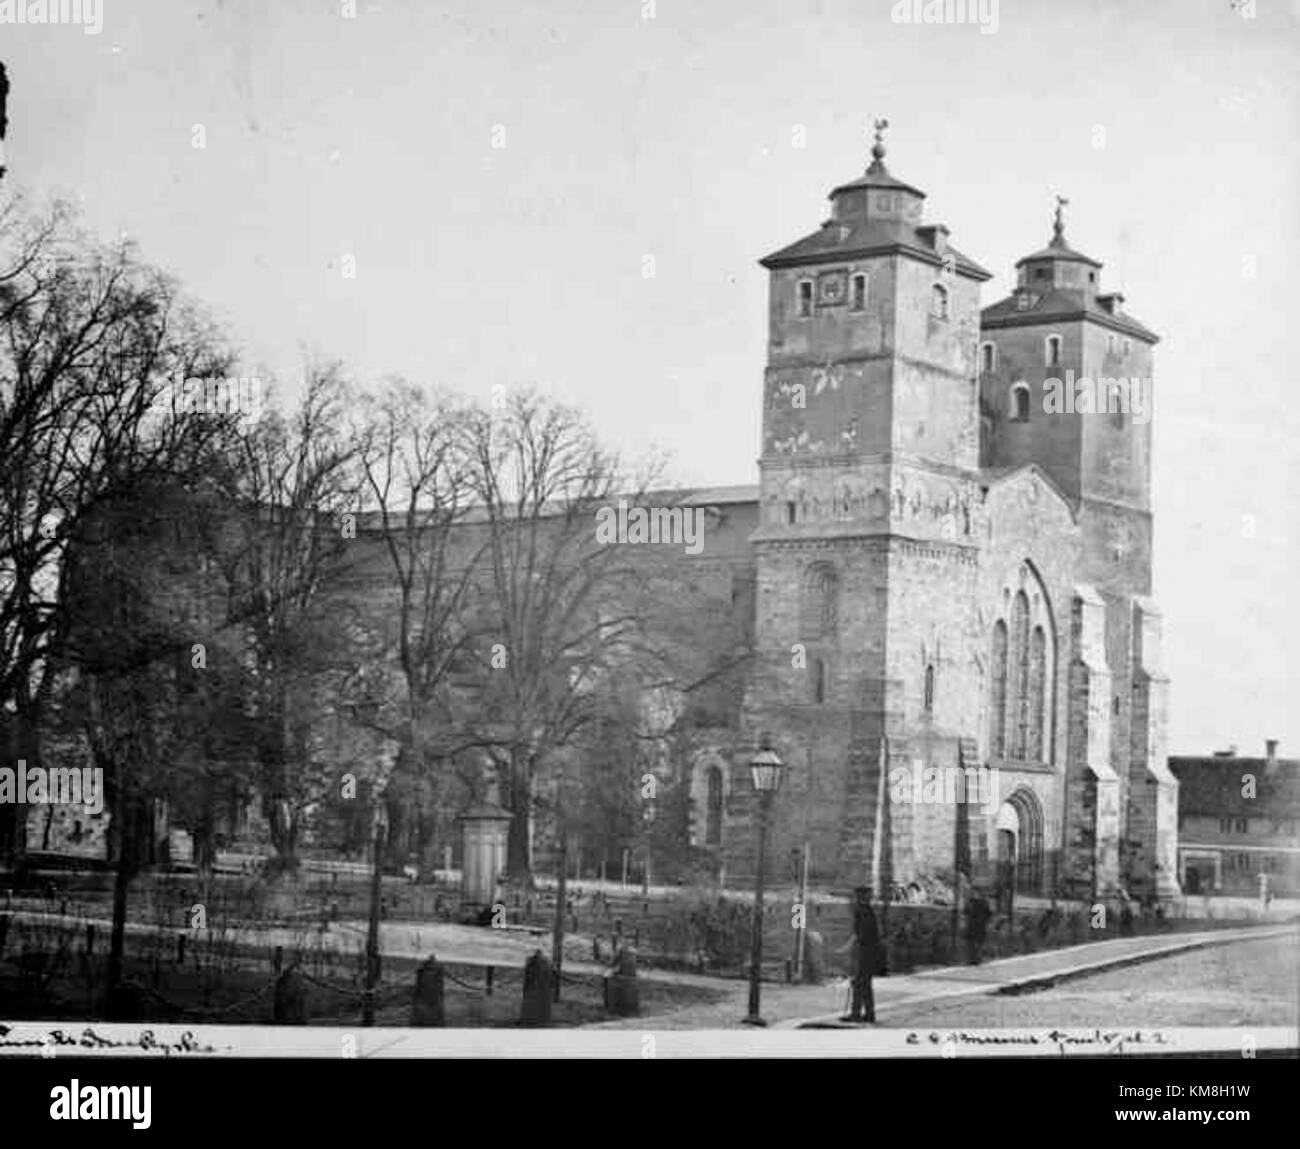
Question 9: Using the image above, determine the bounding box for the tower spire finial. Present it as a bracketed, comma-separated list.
[1052, 194, 1069, 245]
[869, 117, 889, 171]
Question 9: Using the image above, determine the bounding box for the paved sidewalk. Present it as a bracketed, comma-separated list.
[585, 922, 1299, 1030]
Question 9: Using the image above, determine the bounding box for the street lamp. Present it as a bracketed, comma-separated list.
[744, 742, 785, 1026]
[642, 796, 656, 896]
[363, 791, 388, 1027]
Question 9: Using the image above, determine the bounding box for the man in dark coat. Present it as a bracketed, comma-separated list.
[965, 887, 991, 965]
[844, 886, 881, 1023]
[0, 62, 10, 180]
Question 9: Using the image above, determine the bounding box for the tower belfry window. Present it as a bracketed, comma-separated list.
[980, 342, 996, 373]
[932, 284, 949, 321]
[1045, 335, 1062, 368]
[851, 273, 867, 311]
[1010, 382, 1030, 422]
[797, 279, 813, 317]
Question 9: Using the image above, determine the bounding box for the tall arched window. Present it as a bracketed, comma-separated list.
[1028, 626, 1047, 761]
[923, 664, 935, 713]
[705, 767, 723, 847]
[990, 621, 1008, 757]
[1010, 591, 1031, 760]
[1045, 334, 1062, 367]
[812, 658, 827, 704]
[990, 572, 1056, 764]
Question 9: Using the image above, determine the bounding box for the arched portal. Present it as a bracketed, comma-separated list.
[995, 801, 1019, 909]
[1006, 786, 1045, 896]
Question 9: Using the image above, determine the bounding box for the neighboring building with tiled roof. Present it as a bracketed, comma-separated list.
[1169, 743, 1300, 895]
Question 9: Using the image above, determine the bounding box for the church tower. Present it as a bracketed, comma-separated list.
[733, 124, 993, 886]
[978, 198, 1158, 596]
[979, 202, 1178, 898]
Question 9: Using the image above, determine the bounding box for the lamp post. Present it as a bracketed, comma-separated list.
[743, 743, 785, 1026]
[641, 796, 656, 896]
[363, 793, 388, 1027]
[342, 667, 397, 1028]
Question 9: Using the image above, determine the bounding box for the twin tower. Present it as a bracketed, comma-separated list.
[728, 126, 1178, 900]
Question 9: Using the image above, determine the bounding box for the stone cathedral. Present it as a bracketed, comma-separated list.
[24, 132, 1183, 904]
[688, 128, 1180, 901]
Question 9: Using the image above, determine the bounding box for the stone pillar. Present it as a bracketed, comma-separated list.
[1130, 597, 1181, 898]
[458, 802, 511, 914]
[1068, 587, 1120, 898]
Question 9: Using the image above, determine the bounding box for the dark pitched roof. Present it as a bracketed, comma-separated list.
[1168, 756, 1300, 818]
[1015, 240, 1102, 268]
[829, 168, 926, 199]
[981, 287, 1159, 343]
[762, 217, 991, 280]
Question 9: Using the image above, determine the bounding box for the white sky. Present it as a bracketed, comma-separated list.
[4, 0, 1297, 754]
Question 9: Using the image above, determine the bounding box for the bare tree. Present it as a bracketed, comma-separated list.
[0, 198, 238, 862]
[218, 364, 362, 871]
[457, 390, 663, 884]
[349, 382, 486, 868]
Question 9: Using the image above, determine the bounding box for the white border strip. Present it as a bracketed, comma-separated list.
[0, 1023, 1294, 1058]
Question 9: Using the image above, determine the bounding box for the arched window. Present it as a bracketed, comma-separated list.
[803, 564, 838, 636]
[1009, 382, 1030, 422]
[1045, 334, 1062, 368]
[991, 573, 1056, 764]
[1028, 626, 1046, 761]
[812, 658, 827, 704]
[1010, 591, 1031, 760]
[980, 342, 996, 373]
[1108, 383, 1126, 428]
[990, 621, 1008, 757]
[932, 284, 949, 321]
[797, 279, 813, 317]
[851, 273, 868, 311]
[923, 664, 935, 713]
[706, 766, 723, 847]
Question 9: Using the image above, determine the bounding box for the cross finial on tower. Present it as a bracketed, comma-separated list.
[869, 117, 889, 170]
[1052, 194, 1069, 245]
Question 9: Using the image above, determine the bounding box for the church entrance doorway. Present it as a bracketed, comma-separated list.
[995, 804, 1018, 915]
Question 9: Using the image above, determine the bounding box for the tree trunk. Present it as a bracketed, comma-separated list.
[192, 822, 216, 878]
[106, 834, 132, 1017]
[106, 785, 147, 1018]
[0, 710, 37, 864]
[506, 765, 534, 886]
